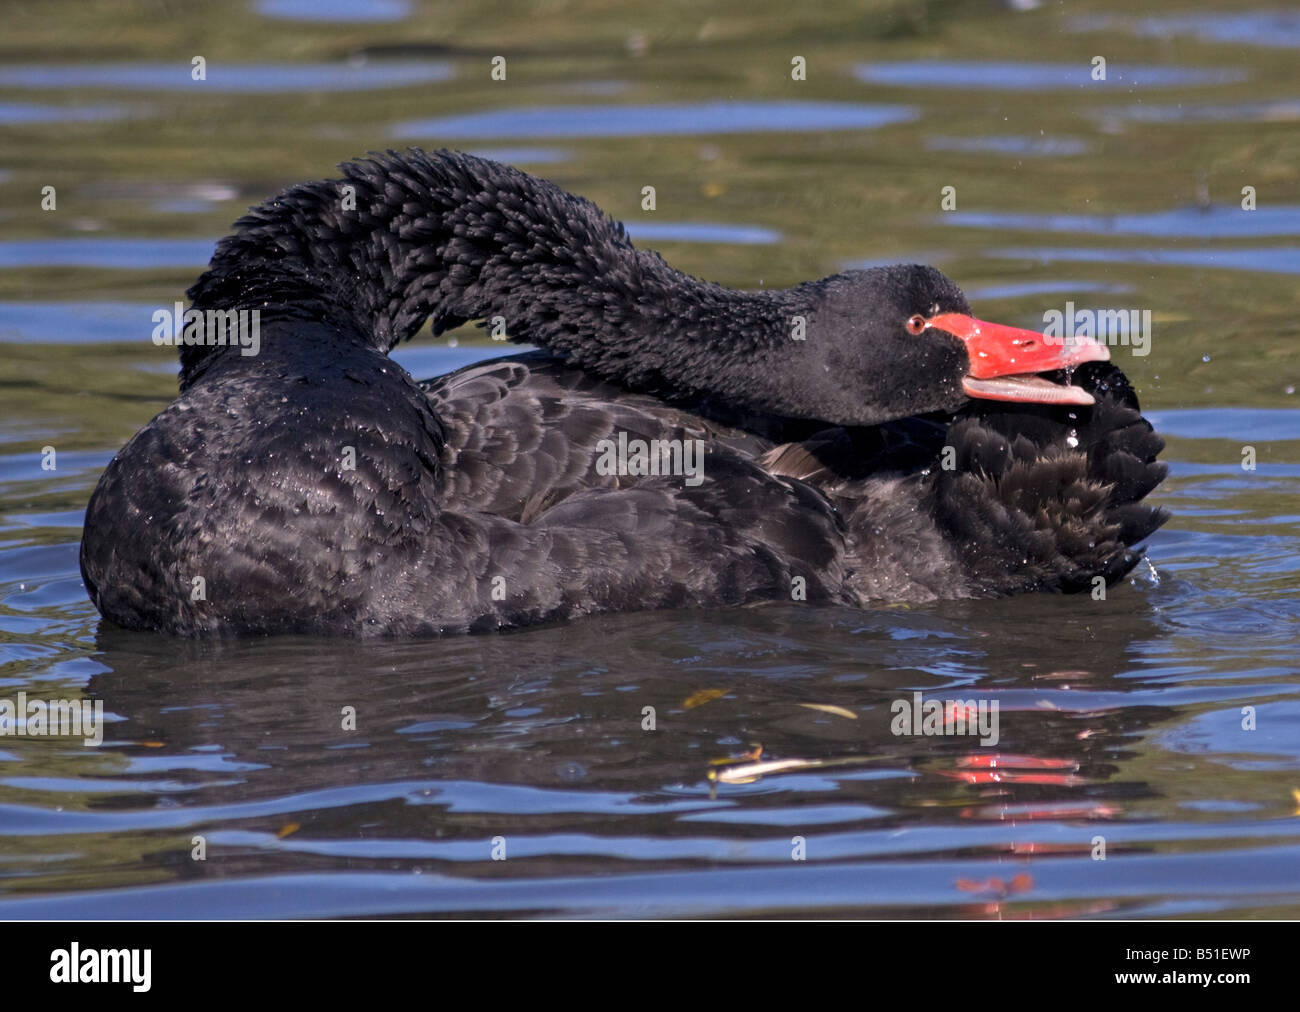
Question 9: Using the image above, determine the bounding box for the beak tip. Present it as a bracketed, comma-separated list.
[1062, 336, 1111, 368]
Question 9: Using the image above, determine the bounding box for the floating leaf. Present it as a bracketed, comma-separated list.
[683, 687, 730, 710]
[797, 703, 857, 720]
[709, 757, 828, 785]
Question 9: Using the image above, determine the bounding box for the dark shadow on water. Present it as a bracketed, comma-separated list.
[81, 594, 1175, 803]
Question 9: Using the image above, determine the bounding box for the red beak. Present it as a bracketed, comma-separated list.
[927, 313, 1111, 406]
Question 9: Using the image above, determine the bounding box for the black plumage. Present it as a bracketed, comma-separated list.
[79, 149, 1168, 636]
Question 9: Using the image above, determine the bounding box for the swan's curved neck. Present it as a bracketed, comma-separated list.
[184, 150, 823, 414]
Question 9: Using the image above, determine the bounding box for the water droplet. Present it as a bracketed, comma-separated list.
[1202, 354, 1211, 363]
[1066, 429, 1079, 448]
[1132, 558, 1161, 589]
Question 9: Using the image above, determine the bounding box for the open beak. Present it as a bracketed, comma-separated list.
[927, 313, 1110, 406]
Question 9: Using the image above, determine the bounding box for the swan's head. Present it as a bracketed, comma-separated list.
[805, 265, 1109, 425]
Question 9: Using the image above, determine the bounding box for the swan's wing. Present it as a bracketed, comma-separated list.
[758, 416, 949, 485]
[419, 352, 772, 520]
[410, 353, 857, 624]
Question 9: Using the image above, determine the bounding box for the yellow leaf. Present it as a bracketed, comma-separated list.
[276, 822, 300, 839]
[683, 687, 730, 710]
[797, 703, 857, 720]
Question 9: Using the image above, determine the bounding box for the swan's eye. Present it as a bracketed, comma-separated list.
[906, 314, 927, 335]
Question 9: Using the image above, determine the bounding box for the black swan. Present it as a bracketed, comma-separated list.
[80, 149, 1168, 636]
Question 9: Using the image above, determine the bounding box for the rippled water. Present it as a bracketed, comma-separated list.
[1, 0, 1298, 918]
